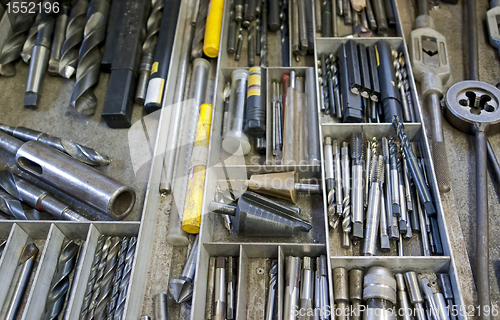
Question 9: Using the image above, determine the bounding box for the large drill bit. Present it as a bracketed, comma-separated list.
[85, 236, 113, 320]
[0, 188, 34, 220]
[135, 0, 164, 105]
[70, 0, 111, 115]
[107, 237, 129, 317]
[42, 241, 80, 320]
[94, 236, 121, 320]
[191, 0, 209, 60]
[80, 235, 106, 320]
[113, 236, 137, 320]
[0, 6, 39, 76]
[58, 0, 90, 78]
[48, 0, 72, 75]
[0, 123, 110, 166]
[20, 13, 42, 63]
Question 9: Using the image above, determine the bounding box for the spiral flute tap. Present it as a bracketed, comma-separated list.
[80, 235, 106, 320]
[388, 136, 400, 216]
[350, 132, 365, 239]
[363, 155, 384, 256]
[85, 236, 113, 319]
[135, 0, 164, 105]
[0, 7, 38, 76]
[341, 142, 352, 248]
[58, 0, 90, 78]
[70, 0, 112, 115]
[0, 123, 110, 166]
[42, 241, 80, 320]
[20, 13, 42, 63]
[107, 237, 129, 317]
[113, 237, 137, 320]
[94, 236, 121, 320]
[265, 260, 278, 320]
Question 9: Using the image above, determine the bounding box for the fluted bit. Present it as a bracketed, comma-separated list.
[80, 235, 106, 320]
[350, 132, 365, 164]
[135, 0, 164, 105]
[70, 0, 111, 115]
[0, 123, 110, 166]
[327, 188, 337, 228]
[85, 236, 113, 320]
[269, 260, 277, 287]
[106, 237, 129, 317]
[94, 236, 121, 320]
[42, 241, 80, 320]
[0, 240, 6, 259]
[0, 9, 38, 76]
[375, 155, 384, 184]
[191, 0, 209, 60]
[0, 189, 29, 220]
[368, 137, 378, 183]
[112, 237, 137, 320]
[59, 0, 90, 78]
[20, 13, 42, 62]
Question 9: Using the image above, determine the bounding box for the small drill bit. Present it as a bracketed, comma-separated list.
[135, 0, 164, 105]
[324, 137, 336, 228]
[265, 260, 277, 320]
[80, 235, 106, 320]
[70, 0, 112, 115]
[191, 0, 209, 60]
[341, 142, 352, 248]
[0, 124, 110, 166]
[20, 13, 42, 63]
[333, 140, 343, 217]
[364, 140, 373, 209]
[94, 237, 121, 320]
[85, 236, 112, 320]
[113, 237, 137, 320]
[42, 241, 80, 320]
[58, 0, 90, 78]
[389, 136, 400, 216]
[107, 237, 129, 317]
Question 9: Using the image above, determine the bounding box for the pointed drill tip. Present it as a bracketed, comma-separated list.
[72, 91, 97, 116]
[169, 278, 193, 303]
[19, 243, 39, 264]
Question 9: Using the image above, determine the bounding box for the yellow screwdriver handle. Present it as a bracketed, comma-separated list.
[203, 0, 225, 58]
[181, 104, 213, 234]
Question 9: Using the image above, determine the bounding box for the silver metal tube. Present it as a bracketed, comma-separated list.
[379, 189, 390, 251]
[214, 257, 226, 320]
[398, 171, 408, 233]
[352, 164, 364, 239]
[404, 272, 427, 320]
[306, 67, 320, 164]
[363, 267, 396, 320]
[395, 274, 412, 320]
[299, 257, 314, 319]
[153, 293, 168, 320]
[284, 256, 301, 320]
[324, 137, 334, 193]
[0, 134, 136, 220]
[298, 0, 308, 53]
[435, 293, 450, 320]
[334, 140, 343, 215]
[364, 142, 372, 209]
[341, 142, 351, 248]
[363, 157, 383, 257]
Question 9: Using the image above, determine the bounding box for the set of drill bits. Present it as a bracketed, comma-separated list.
[80, 235, 137, 320]
[318, 40, 416, 123]
[205, 256, 239, 320]
[227, 0, 287, 66]
[332, 266, 458, 320]
[324, 130, 442, 256]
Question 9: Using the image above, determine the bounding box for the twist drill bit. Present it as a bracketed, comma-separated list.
[351, 132, 365, 239]
[341, 142, 352, 248]
[135, 0, 164, 105]
[248, 21, 256, 66]
[113, 236, 137, 320]
[394, 53, 412, 122]
[388, 136, 400, 216]
[94, 236, 121, 320]
[191, 0, 209, 60]
[324, 137, 336, 228]
[0, 240, 6, 259]
[0, 170, 88, 221]
[80, 235, 106, 320]
[400, 56, 416, 121]
[20, 13, 42, 63]
[42, 241, 80, 320]
[0, 188, 36, 220]
[48, 0, 72, 75]
[58, 0, 90, 78]
[70, 0, 112, 115]
[265, 260, 278, 320]
[396, 144, 408, 233]
[0, 7, 39, 76]
[85, 236, 113, 320]
[0, 124, 110, 166]
[107, 237, 129, 317]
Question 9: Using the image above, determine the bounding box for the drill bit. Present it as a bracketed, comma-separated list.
[20, 13, 42, 63]
[0, 7, 39, 76]
[248, 21, 256, 66]
[48, 0, 71, 75]
[260, 0, 268, 67]
[324, 137, 336, 228]
[334, 140, 343, 217]
[80, 235, 106, 320]
[70, 0, 112, 115]
[113, 236, 137, 320]
[0, 123, 110, 166]
[388, 136, 400, 216]
[396, 144, 408, 233]
[107, 237, 129, 317]
[265, 260, 278, 320]
[364, 140, 373, 209]
[351, 132, 365, 239]
[94, 236, 121, 320]
[58, 0, 90, 78]
[42, 241, 80, 320]
[0, 188, 36, 220]
[135, 0, 164, 105]
[0, 240, 5, 259]
[341, 142, 352, 248]
[85, 236, 113, 320]
[191, 0, 209, 60]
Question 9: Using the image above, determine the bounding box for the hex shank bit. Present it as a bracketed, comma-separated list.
[0, 123, 110, 166]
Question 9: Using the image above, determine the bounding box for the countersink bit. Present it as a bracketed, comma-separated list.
[24, 1, 56, 108]
[350, 132, 365, 239]
[86, 236, 113, 319]
[58, 0, 90, 78]
[135, 0, 164, 105]
[80, 235, 106, 320]
[169, 235, 199, 303]
[113, 236, 137, 320]
[341, 142, 352, 248]
[20, 13, 42, 63]
[191, 0, 209, 60]
[107, 237, 129, 317]
[42, 241, 80, 320]
[0, 123, 110, 166]
[48, 0, 71, 75]
[0, 7, 38, 76]
[333, 267, 349, 320]
[94, 236, 121, 320]
[70, 0, 112, 115]
[265, 260, 278, 320]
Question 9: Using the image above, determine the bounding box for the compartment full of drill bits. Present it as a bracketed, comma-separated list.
[331, 265, 461, 320]
[205, 255, 240, 320]
[317, 39, 416, 124]
[324, 123, 443, 257]
[314, 0, 400, 38]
